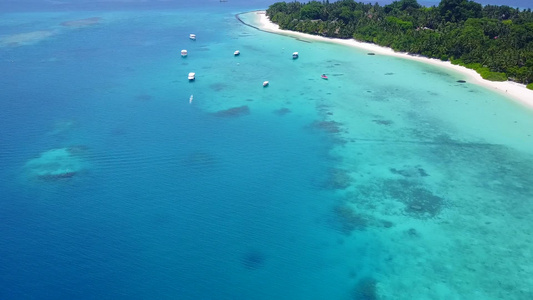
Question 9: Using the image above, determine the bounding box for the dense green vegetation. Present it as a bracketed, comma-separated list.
[266, 0, 533, 84]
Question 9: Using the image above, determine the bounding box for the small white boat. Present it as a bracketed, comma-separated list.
[263, 81, 269, 87]
[234, 50, 240, 56]
[181, 49, 188, 57]
[292, 52, 299, 59]
[189, 34, 196, 40]
[189, 94, 193, 103]
[188, 72, 195, 81]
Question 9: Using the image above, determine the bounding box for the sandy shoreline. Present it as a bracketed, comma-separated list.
[250, 11, 533, 110]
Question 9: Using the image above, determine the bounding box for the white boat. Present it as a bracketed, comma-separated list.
[189, 94, 194, 103]
[181, 49, 188, 57]
[234, 50, 240, 56]
[263, 81, 269, 87]
[188, 72, 195, 81]
[190, 34, 196, 40]
[292, 52, 299, 59]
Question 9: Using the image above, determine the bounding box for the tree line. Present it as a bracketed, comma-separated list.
[266, 0, 533, 88]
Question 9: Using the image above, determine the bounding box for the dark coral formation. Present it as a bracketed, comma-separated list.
[334, 205, 368, 234]
[323, 168, 352, 190]
[182, 151, 217, 169]
[110, 127, 128, 136]
[241, 249, 265, 270]
[38, 171, 77, 181]
[311, 120, 343, 134]
[211, 105, 250, 118]
[135, 94, 152, 102]
[372, 119, 393, 126]
[350, 178, 445, 219]
[60, 17, 101, 27]
[385, 180, 444, 218]
[311, 118, 348, 143]
[389, 166, 429, 178]
[418, 168, 429, 177]
[407, 228, 419, 237]
[404, 188, 444, 217]
[352, 277, 378, 300]
[209, 82, 228, 91]
[381, 220, 394, 228]
[65, 145, 89, 155]
[273, 108, 291, 116]
[317, 105, 332, 116]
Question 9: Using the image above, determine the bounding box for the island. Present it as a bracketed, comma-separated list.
[266, 0, 533, 89]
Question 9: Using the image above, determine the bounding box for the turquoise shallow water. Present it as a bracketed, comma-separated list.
[1, 4, 533, 300]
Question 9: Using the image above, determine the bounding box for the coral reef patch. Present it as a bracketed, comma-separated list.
[241, 249, 265, 270]
[352, 277, 378, 300]
[181, 151, 217, 169]
[135, 94, 152, 102]
[323, 168, 352, 190]
[389, 166, 429, 178]
[333, 204, 368, 234]
[273, 108, 291, 116]
[61, 17, 101, 27]
[0, 31, 55, 47]
[24, 147, 87, 180]
[384, 179, 444, 218]
[372, 119, 393, 126]
[211, 105, 250, 118]
[348, 178, 445, 219]
[209, 82, 229, 91]
[311, 120, 343, 134]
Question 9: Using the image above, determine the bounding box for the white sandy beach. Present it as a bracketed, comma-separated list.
[254, 11, 533, 109]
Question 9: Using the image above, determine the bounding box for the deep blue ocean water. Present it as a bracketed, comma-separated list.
[1, 1, 533, 300]
[0, 4, 371, 300]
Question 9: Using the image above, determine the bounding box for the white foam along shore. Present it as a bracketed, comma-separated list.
[253, 11, 533, 110]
